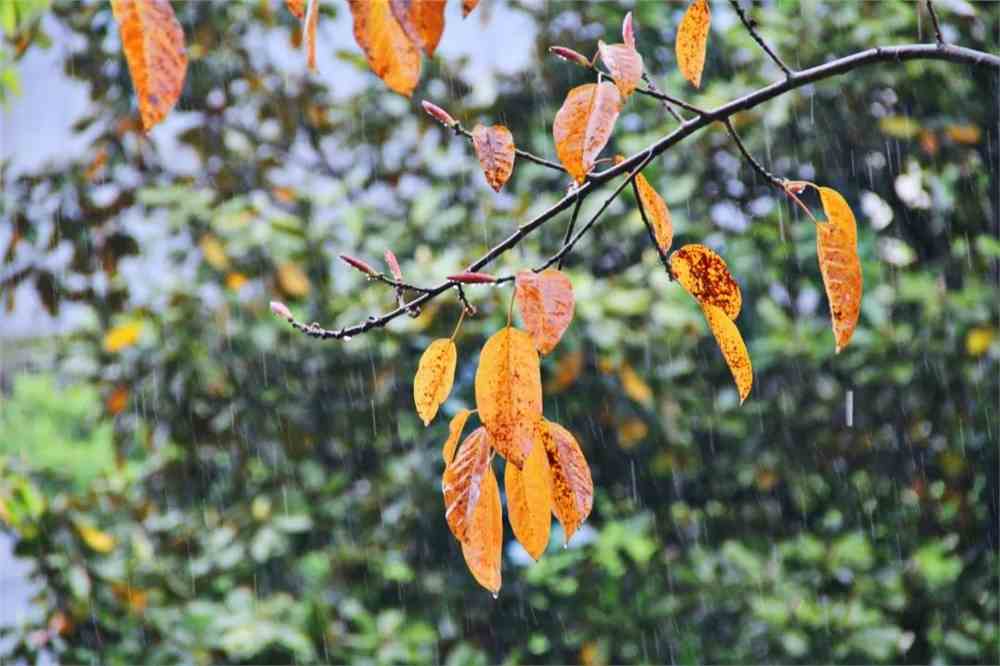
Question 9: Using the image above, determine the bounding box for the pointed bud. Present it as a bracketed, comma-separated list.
[339, 254, 378, 276]
[384, 250, 403, 281]
[447, 271, 497, 284]
[784, 180, 808, 195]
[421, 100, 456, 127]
[270, 300, 292, 320]
[622, 12, 636, 49]
[548, 46, 590, 68]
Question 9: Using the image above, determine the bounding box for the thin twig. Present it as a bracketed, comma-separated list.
[453, 124, 565, 173]
[925, 0, 945, 45]
[722, 118, 784, 189]
[558, 193, 585, 269]
[728, 0, 794, 77]
[640, 72, 686, 123]
[278, 43, 999, 341]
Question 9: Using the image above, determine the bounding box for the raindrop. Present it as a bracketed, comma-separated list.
[491, 592, 499, 600]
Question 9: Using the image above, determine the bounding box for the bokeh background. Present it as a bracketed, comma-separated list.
[1, 1, 997, 663]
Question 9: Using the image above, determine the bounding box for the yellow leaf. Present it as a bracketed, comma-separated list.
[553, 82, 622, 183]
[619, 363, 653, 406]
[460, 462, 502, 594]
[348, 0, 422, 97]
[199, 234, 229, 271]
[475, 327, 542, 469]
[676, 0, 710, 88]
[442, 409, 472, 464]
[965, 327, 994, 356]
[414, 338, 457, 426]
[879, 115, 921, 139]
[472, 124, 516, 192]
[103, 321, 143, 353]
[505, 423, 552, 560]
[634, 172, 673, 254]
[389, 0, 446, 57]
[701, 303, 753, 404]
[670, 244, 742, 319]
[76, 523, 116, 554]
[816, 186, 863, 353]
[442, 426, 491, 543]
[546, 349, 584, 393]
[598, 41, 643, 99]
[111, 0, 188, 131]
[276, 262, 311, 298]
[514, 269, 575, 355]
[541, 419, 593, 543]
[225, 272, 248, 291]
[617, 418, 648, 449]
[946, 124, 981, 145]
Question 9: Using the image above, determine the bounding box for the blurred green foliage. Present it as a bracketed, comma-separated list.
[1, 0, 997, 663]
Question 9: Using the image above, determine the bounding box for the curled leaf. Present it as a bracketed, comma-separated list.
[541, 419, 593, 543]
[442, 426, 491, 543]
[442, 409, 473, 464]
[669, 244, 741, 320]
[348, 0, 422, 97]
[472, 124, 516, 192]
[460, 463, 502, 594]
[475, 327, 542, 469]
[598, 41, 643, 99]
[553, 82, 622, 183]
[515, 269, 575, 355]
[701, 303, 753, 404]
[111, 0, 188, 132]
[414, 338, 457, 426]
[676, 0, 711, 88]
[505, 423, 553, 560]
[634, 172, 673, 254]
[389, 0, 445, 56]
[816, 186, 863, 353]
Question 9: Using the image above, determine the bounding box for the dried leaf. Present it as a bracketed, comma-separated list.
[414, 338, 457, 426]
[676, 0, 710, 88]
[515, 269, 575, 355]
[276, 262, 311, 298]
[111, 0, 188, 132]
[442, 409, 472, 464]
[553, 82, 622, 183]
[634, 172, 673, 254]
[701, 303, 753, 403]
[461, 0, 480, 18]
[472, 124, 516, 192]
[285, 0, 305, 19]
[474, 327, 542, 469]
[103, 321, 143, 353]
[505, 423, 552, 560]
[442, 426, 491, 543]
[598, 41, 643, 99]
[76, 523, 116, 554]
[304, 0, 319, 71]
[816, 186, 863, 353]
[460, 462, 502, 594]
[670, 244, 742, 320]
[348, 0, 422, 97]
[542, 419, 593, 543]
[389, 0, 445, 57]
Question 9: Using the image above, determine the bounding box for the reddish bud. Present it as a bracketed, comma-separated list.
[447, 271, 497, 284]
[622, 12, 636, 49]
[421, 100, 456, 127]
[384, 250, 403, 281]
[784, 180, 808, 194]
[548, 46, 590, 68]
[270, 300, 292, 320]
[339, 253, 378, 276]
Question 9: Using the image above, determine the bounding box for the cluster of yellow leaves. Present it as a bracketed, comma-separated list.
[413, 269, 592, 592]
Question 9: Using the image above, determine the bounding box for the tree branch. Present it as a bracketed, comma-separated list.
[728, 0, 794, 77]
[278, 42, 999, 341]
[925, 0, 945, 45]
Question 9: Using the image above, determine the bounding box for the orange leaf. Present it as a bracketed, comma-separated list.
[348, 0, 422, 97]
[389, 0, 445, 57]
[103, 321, 143, 353]
[505, 423, 552, 560]
[515, 269, 575, 355]
[816, 186, 862, 353]
[442, 426, 491, 543]
[442, 409, 472, 464]
[634, 172, 673, 254]
[413, 338, 457, 426]
[676, 0, 710, 88]
[460, 462, 502, 594]
[461, 0, 480, 18]
[598, 41, 643, 99]
[700, 303, 753, 404]
[472, 124, 516, 192]
[111, 0, 188, 132]
[304, 0, 319, 71]
[285, 0, 304, 19]
[541, 419, 593, 543]
[669, 244, 742, 320]
[474, 327, 542, 469]
[276, 262, 311, 298]
[105, 386, 130, 416]
[553, 82, 622, 183]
